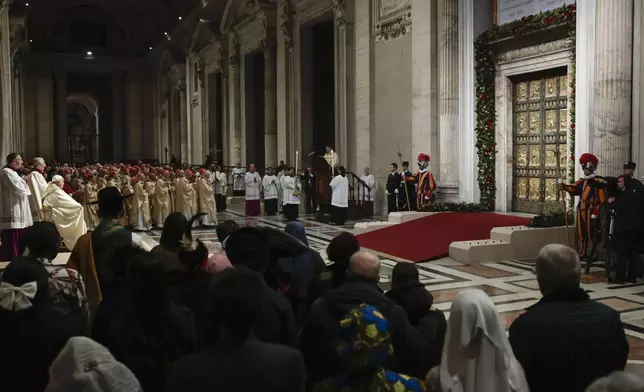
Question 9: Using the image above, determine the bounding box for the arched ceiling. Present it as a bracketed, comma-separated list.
[16, 0, 222, 56]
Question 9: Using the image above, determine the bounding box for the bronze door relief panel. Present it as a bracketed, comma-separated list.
[512, 74, 568, 214]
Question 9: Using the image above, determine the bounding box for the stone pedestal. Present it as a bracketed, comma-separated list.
[437, 0, 459, 200]
[593, 0, 633, 176]
[263, 42, 277, 168]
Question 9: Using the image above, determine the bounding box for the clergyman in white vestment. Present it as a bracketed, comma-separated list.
[262, 167, 279, 216]
[244, 164, 262, 217]
[42, 175, 87, 251]
[26, 157, 48, 222]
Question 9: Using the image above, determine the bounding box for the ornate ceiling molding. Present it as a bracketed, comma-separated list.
[372, 0, 411, 43]
[279, 0, 293, 51]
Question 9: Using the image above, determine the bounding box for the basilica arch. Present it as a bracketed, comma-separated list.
[66, 93, 99, 162]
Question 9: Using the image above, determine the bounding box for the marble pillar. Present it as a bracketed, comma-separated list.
[411, 0, 437, 168]
[277, 0, 291, 164]
[228, 34, 242, 165]
[592, 0, 633, 176]
[633, 0, 644, 179]
[333, 1, 349, 169]
[0, 3, 11, 159]
[457, 0, 477, 203]
[575, 0, 595, 178]
[111, 72, 125, 162]
[263, 42, 278, 168]
[179, 86, 189, 163]
[437, 0, 459, 200]
[354, 0, 371, 175]
[55, 70, 68, 162]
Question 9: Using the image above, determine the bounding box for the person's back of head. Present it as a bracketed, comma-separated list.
[224, 227, 270, 273]
[535, 244, 581, 295]
[284, 221, 308, 246]
[24, 221, 60, 261]
[46, 336, 142, 392]
[177, 240, 209, 272]
[97, 187, 125, 220]
[160, 212, 189, 250]
[207, 267, 266, 342]
[347, 251, 380, 284]
[0, 256, 50, 312]
[586, 371, 644, 392]
[390, 262, 420, 290]
[216, 220, 240, 243]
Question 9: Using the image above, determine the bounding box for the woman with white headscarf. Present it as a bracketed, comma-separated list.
[427, 289, 529, 392]
[43, 175, 88, 250]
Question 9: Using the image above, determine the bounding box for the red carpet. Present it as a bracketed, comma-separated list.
[356, 212, 531, 262]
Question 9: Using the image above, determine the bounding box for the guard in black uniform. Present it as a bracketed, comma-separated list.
[386, 163, 401, 214]
[399, 161, 417, 211]
[610, 175, 643, 283]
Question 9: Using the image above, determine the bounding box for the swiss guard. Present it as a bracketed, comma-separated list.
[414, 153, 436, 209]
[561, 153, 608, 264]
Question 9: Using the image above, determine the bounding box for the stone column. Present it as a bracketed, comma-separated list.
[575, 0, 596, 178]
[354, 0, 371, 174]
[179, 84, 188, 163]
[111, 72, 125, 162]
[592, 0, 633, 176]
[633, 0, 644, 179]
[277, 0, 291, 164]
[263, 40, 278, 169]
[411, 0, 437, 168]
[0, 2, 12, 159]
[333, 0, 348, 168]
[55, 70, 68, 162]
[228, 34, 242, 165]
[437, 0, 459, 200]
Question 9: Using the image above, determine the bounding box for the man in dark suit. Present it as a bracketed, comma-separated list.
[509, 244, 628, 392]
[167, 267, 305, 392]
[609, 175, 644, 283]
[399, 161, 417, 211]
[301, 167, 317, 214]
[386, 163, 401, 214]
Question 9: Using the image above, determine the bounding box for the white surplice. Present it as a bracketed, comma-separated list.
[214, 171, 227, 195]
[0, 168, 32, 229]
[281, 175, 300, 205]
[42, 182, 87, 250]
[27, 170, 48, 221]
[330, 174, 349, 208]
[359, 174, 375, 201]
[262, 175, 279, 200]
[245, 172, 262, 200]
[232, 167, 246, 191]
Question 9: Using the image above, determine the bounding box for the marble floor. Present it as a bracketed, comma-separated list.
[141, 206, 644, 370]
[5, 205, 644, 371]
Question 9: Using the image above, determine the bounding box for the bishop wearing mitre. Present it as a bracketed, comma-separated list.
[197, 168, 217, 227]
[26, 157, 48, 222]
[176, 169, 198, 222]
[131, 172, 151, 231]
[153, 171, 172, 227]
[145, 173, 157, 223]
[82, 172, 100, 230]
[121, 174, 135, 227]
[43, 175, 87, 250]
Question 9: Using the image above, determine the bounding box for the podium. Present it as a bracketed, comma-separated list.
[312, 156, 332, 210]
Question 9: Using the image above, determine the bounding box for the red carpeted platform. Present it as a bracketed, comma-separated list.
[356, 212, 531, 262]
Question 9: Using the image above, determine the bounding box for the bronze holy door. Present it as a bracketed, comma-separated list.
[512, 71, 569, 214]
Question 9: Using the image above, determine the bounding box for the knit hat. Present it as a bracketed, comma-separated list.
[46, 337, 142, 392]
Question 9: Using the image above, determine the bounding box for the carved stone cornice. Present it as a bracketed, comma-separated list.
[191, 97, 199, 108]
[280, 0, 293, 51]
[372, 0, 412, 43]
[1, 0, 13, 12]
[332, 0, 347, 30]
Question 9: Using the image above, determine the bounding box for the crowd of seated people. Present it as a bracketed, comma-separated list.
[0, 179, 640, 391]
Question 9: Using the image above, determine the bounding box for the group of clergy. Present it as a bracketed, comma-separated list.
[6, 157, 234, 254]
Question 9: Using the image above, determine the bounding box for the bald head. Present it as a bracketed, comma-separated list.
[535, 244, 581, 295]
[348, 250, 380, 283]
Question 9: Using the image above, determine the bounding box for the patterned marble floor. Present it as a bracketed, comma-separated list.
[138, 205, 644, 369]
